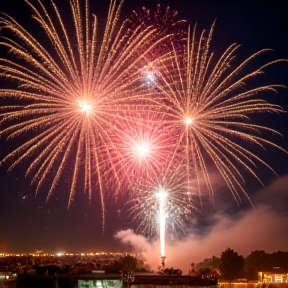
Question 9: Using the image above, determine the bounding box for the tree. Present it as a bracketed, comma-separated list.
[244, 250, 269, 280]
[118, 255, 138, 287]
[198, 267, 212, 277]
[219, 248, 244, 281]
[269, 251, 288, 269]
[118, 255, 138, 273]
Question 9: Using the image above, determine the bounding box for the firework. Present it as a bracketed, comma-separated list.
[108, 108, 177, 197]
[129, 4, 187, 34]
[126, 3, 187, 74]
[126, 163, 199, 242]
[0, 0, 286, 239]
[149, 22, 287, 206]
[0, 0, 169, 224]
[157, 188, 166, 258]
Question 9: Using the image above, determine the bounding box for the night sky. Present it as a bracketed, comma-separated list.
[0, 0, 288, 271]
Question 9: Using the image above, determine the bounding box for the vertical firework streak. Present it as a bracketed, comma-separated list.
[0, 0, 171, 226]
[156, 188, 166, 258]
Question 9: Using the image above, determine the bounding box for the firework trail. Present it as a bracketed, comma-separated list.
[157, 188, 166, 258]
[149, 22, 287, 207]
[0, 0, 170, 226]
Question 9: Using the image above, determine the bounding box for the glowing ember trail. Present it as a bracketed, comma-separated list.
[156, 187, 167, 262]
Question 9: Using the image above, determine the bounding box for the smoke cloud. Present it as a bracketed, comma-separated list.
[115, 174, 288, 273]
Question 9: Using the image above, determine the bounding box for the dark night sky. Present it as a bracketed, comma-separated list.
[0, 0, 288, 270]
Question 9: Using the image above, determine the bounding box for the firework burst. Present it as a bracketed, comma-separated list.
[0, 0, 170, 225]
[108, 109, 176, 194]
[150, 22, 287, 206]
[126, 163, 198, 242]
[129, 4, 187, 34]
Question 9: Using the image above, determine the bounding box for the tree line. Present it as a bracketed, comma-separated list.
[103, 248, 288, 281]
[196, 248, 288, 281]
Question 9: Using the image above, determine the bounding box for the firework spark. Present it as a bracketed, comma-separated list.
[129, 4, 187, 35]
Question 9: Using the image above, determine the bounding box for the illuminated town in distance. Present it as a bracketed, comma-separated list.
[0, 251, 137, 258]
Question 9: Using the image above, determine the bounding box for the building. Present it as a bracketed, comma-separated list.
[258, 268, 288, 284]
